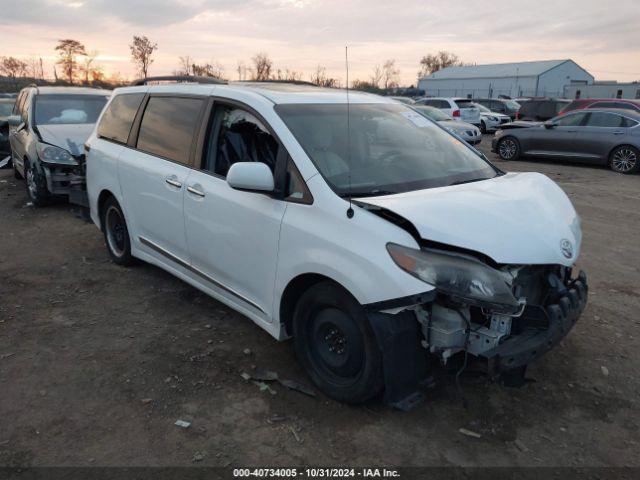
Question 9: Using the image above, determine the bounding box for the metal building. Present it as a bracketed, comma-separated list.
[418, 59, 594, 99]
[564, 81, 640, 100]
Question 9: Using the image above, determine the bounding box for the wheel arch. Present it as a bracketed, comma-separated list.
[97, 189, 117, 231]
[608, 143, 638, 161]
[279, 273, 356, 338]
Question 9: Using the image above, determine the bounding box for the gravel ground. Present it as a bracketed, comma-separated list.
[0, 136, 639, 469]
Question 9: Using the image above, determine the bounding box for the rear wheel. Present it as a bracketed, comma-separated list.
[292, 281, 383, 404]
[497, 136, 520, 161]
[609, 146, 639, 174]
[24, 160, 51, 206]
[480, 120, 487, 134]
[101, 196, 134, 265]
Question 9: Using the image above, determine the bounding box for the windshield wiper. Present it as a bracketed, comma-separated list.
[339, 189, 397, 198]
[448, 177, 490, 187]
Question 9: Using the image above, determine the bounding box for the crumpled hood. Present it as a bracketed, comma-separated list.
[359, 172, 582, 266]
[37, 124, 94, 156]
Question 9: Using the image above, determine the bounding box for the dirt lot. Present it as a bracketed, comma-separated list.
[1, 138, 639, 469]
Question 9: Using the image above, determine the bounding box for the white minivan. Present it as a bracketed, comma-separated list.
[86, 79, 588, 407]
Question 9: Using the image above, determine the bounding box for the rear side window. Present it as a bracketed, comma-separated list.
[621, 117, 638, 127]
[98, 93, 145, 144]
[136, 96, 205, 165]
[586, 112, 625, 127]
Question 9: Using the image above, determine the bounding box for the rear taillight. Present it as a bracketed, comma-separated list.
[452, 110, 460, 118]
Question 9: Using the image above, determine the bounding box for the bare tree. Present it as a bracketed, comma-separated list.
[309, 64, 339, 88]
[251, 52, 272, 81]
[0, 56, 28, 78]
[178, 55, 193, 76]
[55, 39, 86, 83]
[130, 35, 158, 79]
[382, 59, 400, 90]
[192, 61, 225, 79]
[236, 61, 252, 81]
[26, 56, 44, 79]
[369, 64, 383, 88]
[418, 51, 463, 77]
[274, 68, 303, 82]
[82, 50, 99, 84]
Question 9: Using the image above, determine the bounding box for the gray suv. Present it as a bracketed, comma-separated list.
[8, 86, 110, 206]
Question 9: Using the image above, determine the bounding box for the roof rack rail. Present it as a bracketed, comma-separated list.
[238, 79, 319, 87]
[130, 75, 228, 86]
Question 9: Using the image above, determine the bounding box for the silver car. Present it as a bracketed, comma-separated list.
[413, 105, 482, 145]
[491, 109, 640, 174]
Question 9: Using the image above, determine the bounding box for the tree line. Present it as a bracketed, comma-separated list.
[1, 35, 467, 92]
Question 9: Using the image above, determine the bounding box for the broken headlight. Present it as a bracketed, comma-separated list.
[387, 243, 521, 314]
[36, 142, 77, 165]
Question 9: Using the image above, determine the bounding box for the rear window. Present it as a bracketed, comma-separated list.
[136, 96, 205, 165]
[454, 100, 476, 109]
[97, 93, 145, 144]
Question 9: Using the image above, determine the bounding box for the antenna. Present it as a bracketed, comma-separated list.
[345, 46, 354, 219]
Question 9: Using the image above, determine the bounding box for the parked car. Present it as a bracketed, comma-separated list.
[473, 98, 521, 120]
[473, 103, 511, 133]
[86, 79, 587, 405]
[0, 97, 15, 168]
[559, 98, 640, 115]
[516, 98, 571, 121]
[412, 105, 482, 144]
[415, 97, 481, 125]
[7, 86, 110, 206]
[492, 108, 640, 174]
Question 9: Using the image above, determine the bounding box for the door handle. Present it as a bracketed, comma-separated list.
[165, 178, 182, 188]
[612, 130, 624, 135]
[187, 186, 205, 198]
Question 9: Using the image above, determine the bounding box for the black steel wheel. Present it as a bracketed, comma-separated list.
[101, 196, 134, 265]
[293, 281, 383, 404]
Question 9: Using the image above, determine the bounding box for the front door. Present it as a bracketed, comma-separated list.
[527, 111, 587, 157]
[9, 91, 30, 172]
[183, 102, 287, 318]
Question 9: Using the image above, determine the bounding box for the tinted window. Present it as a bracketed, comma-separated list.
[98, 93, 145, 144]
[0, 101, 14, 116]
[591, 101, 640, 112]
[203, 105, 279, 177]
[586, 112, 625, 127]
[276, 103, 497, 196]
[621, 117, 638, 127]
[137, 96, 205, 165]
[34, 95, 108, 125]
[538, 102, 556, 119]
[554, 112, 587, 127]
[554, 101, 570, 114]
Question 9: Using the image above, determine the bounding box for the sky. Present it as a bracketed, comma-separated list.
[1, 0, 639, 85]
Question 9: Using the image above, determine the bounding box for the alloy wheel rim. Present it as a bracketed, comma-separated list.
[105, 206, 126, 257]
[499, 139, 517, 159]
[612, 148, 637, 173]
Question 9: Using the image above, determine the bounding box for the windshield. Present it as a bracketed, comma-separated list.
[275, 103, 497, 197]
[505, 100, 520, 110]
[475, 103, 491, 113]
[412, 105, 452, 121]
[0, 102, 14, 116]
[34, 94, 108, 125]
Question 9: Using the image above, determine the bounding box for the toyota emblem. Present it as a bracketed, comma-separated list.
[560, 239, 574, 259]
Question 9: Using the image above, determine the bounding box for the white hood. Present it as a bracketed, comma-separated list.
[360, 172, 582, 267]
[37, 124, 94, 156]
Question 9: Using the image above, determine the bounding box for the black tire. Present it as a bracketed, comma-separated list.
[24, 160, 51, 206]
[101, 196, 134, 266]
[292, 281, 383, 404]
[497, 136, 520, 161]
[480, 121, 487, 134]
[609, 145, 640, 174]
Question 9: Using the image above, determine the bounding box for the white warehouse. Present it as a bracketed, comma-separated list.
[418, 59, 594, 99]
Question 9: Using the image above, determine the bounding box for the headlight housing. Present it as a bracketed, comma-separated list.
[36, 142, 77, 165]
[387, 243, 521, 314]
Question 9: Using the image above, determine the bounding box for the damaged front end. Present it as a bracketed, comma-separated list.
[36, 142, 88, 206]
[367, 244, 588, 409]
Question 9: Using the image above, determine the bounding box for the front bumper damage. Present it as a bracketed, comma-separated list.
[41, 158, 88, 207]
[366, 270, 588, 410]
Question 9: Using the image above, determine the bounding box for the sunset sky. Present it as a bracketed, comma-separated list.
[1, 0, 639, 85]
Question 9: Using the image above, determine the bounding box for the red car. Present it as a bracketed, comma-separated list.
[559, 98, 640, 115]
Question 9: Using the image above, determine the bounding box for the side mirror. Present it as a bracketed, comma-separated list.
[544, 121, 556, 129]
[7, 115, 23, 129]
[227, 162, 274, 193]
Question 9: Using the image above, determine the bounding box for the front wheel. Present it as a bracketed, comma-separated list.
[497, 136, 520, 161]
[293, 281, 383, 404]
[609, 146, 639, 174]
[101, 196, 134, 266]
[480, 121, 487, 134]
[24, 160, 51, 206]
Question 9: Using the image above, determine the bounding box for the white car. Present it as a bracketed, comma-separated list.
[415, 97, 481, 126]
[474, 103, 512, 133]
[86, 79, 588, 406]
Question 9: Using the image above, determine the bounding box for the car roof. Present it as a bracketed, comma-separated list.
[26, 86, 112, 96]
[578, 108, 640, 119]
[113, 81, 393, 105]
